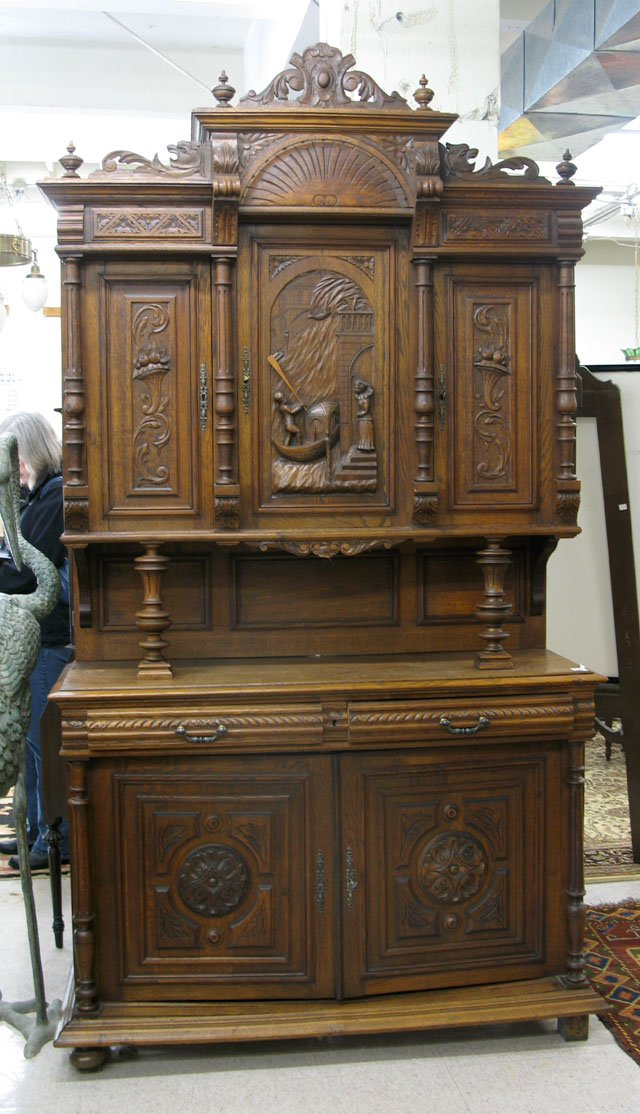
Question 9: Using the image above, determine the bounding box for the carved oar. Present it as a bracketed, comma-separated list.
[267, 354, 306, 408]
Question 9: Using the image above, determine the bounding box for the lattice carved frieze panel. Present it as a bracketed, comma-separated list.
[92, 209, 204, 240]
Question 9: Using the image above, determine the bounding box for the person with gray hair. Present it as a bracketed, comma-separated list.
[0, 411, 70, 871]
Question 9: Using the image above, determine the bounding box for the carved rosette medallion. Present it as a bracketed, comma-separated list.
[416, 832, 487, 905]
[177, 843, 250, 917]
[473, 305, 513, 484]
[132, 303, 171, 487]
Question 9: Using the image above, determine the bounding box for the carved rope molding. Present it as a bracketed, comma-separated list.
[239, 42, 408, 109]
[84, 712, 324, 734]
[349, 704, 574, 727]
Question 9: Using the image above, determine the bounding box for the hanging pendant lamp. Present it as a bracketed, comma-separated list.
[22, 249, 48, 312]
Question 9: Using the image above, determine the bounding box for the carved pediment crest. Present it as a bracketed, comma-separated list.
[239, 42, 408, 110]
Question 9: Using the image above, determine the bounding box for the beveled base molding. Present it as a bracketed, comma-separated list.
[57, 977, 604, 1061]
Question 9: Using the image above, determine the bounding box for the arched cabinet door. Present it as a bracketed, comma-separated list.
[236, 223, 413, 531]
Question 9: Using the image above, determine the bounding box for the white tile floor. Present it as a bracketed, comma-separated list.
[1, 875, 639, 1114]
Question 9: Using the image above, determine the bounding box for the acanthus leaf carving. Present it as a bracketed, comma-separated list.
[441, 142, 549, 184]
[258, 540, 394, 558]
[132, 304, 172, 487]
[472, 305, 513, 484]
[97, 140, 206, 179]
[556, 489, 580, 523]
[413, 493, 439, 525]
[215, 494, 240, 529]
[379, 135, 414, 175]
[446, 213, 549, 241]
[239, 42, 408, 110]
[237, 133, 281, 168]
[64, 497, 89, 532]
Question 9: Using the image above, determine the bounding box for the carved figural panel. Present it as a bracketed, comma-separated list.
[447, 275, 537, 510]
[252, 243, 394, 510]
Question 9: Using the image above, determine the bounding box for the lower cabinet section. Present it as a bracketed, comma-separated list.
[88, 742, 567, 1003]
[51, 652, 604, 1063]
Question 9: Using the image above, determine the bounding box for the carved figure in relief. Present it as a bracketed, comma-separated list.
[267, 267, 378, 494]
[354, 379, 375, 451]
[273, 391, 303, 446]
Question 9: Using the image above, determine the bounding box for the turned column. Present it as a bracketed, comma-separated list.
[475, 537, 513, 669]
[134, 544, 172, 678]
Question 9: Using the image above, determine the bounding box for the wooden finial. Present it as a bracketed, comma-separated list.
[556, 149, 577, 186]
[414, 75, 434, 111]
[59, 141, 84, 178]
[212, 71, 235, 107]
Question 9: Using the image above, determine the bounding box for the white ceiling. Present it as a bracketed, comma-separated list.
[0, 0, 637, 241]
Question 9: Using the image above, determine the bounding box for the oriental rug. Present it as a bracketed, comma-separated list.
[584, 902, 640, 1066]
[584, 733, 639, 882]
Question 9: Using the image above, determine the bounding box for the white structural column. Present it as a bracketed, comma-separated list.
[319, 0, 500, 160]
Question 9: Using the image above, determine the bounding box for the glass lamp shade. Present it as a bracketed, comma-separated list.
[22, 259, 48, 312]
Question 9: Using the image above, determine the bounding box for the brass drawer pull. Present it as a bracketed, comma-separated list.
[439, 713, 490, 736]
[175, 722, 228, 743]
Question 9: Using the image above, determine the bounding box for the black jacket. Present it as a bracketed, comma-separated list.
[0, 471, 70, 645]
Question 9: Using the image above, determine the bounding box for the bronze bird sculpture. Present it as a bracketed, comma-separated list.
[0, 431, 62, 1056]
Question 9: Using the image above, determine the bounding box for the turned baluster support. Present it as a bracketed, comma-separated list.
[475, 537, 513, 669]
[134, 544, 172, 678]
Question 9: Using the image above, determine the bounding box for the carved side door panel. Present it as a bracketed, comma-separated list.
[84, 259, 212, 530]
[339, 744, 567, 997]
[92, 753, 335, 1000]
[435, 266, 547, 521]
[238, 227, 403, 524]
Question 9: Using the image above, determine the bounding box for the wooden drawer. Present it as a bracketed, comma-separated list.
[347, 694, 576, 745]
[76, 703, 325, 753]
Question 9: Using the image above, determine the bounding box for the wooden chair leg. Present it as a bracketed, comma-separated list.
[44, 820, 65, 949]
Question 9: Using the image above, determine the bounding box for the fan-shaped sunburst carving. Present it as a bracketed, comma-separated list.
[243, 141, 410, 208]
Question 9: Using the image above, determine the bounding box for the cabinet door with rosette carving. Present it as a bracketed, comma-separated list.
[91, 753, 335, 1000]
[237, 226, 409, 527]
[434, 264, 555, 529]
[84, 259, 213, 531]
[339, 742, 568, 997]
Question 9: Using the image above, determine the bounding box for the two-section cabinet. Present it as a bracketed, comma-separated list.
[43, 44, 604, 1069]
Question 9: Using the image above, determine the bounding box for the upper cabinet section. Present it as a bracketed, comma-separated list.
[39, 43, 600, 546]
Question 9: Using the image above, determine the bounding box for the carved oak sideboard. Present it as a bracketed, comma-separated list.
[43, 45, 603, 1070]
